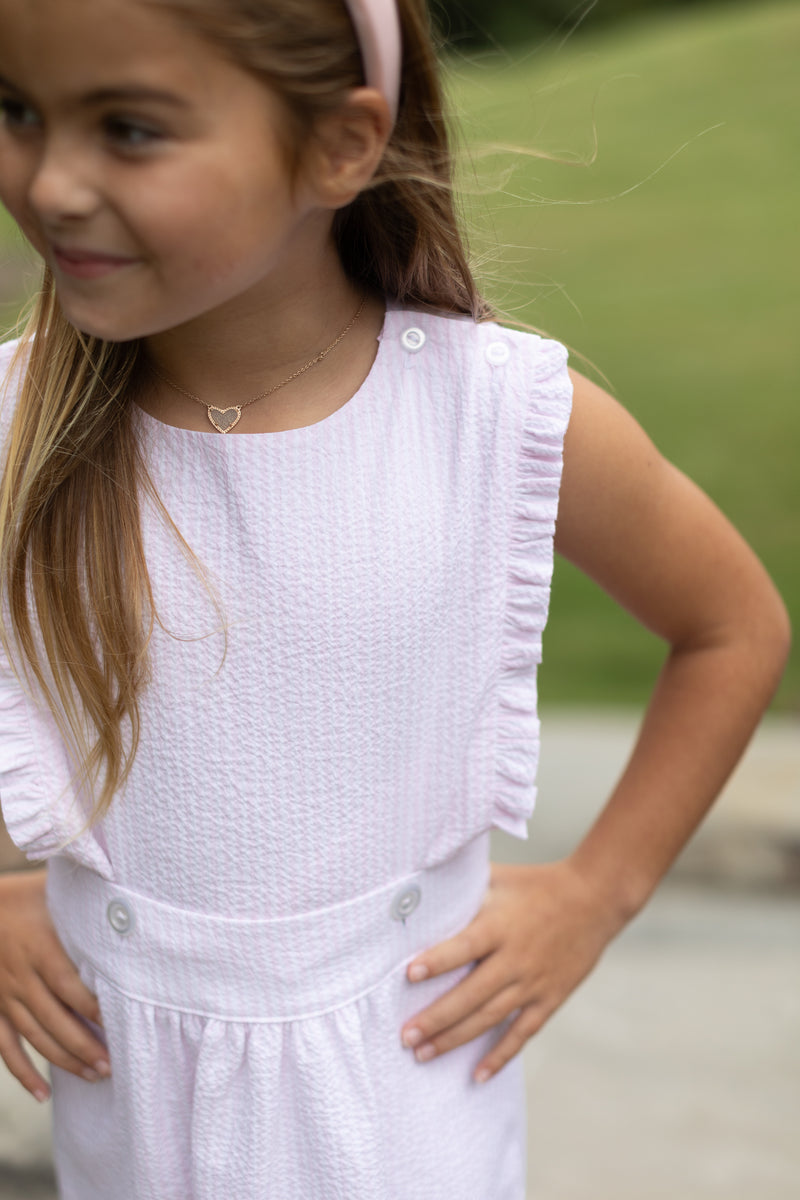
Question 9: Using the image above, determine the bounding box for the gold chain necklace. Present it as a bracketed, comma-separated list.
[148, 296, 366, 433]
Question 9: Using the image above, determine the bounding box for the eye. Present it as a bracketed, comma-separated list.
[103, 116, 165, 151]
[0, 96, 41, 131]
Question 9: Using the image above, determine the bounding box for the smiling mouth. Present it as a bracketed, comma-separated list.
[52, 246, 139, 279]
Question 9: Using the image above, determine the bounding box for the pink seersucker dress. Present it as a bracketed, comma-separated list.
[0, 301, 572, 1199]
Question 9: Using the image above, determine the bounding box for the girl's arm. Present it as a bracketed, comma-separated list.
[553, 369, 790, 921]
[399, 369, 790, 1080]
[0, 809, 109, 1100]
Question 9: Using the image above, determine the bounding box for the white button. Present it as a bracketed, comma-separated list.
[401, 327, 426, 352]
[107, 899, 134, 936]
[390, 884, 421, 922]
[485, 340, 511, 366]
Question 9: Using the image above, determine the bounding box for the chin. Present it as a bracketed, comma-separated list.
[57, 301, 167, 345]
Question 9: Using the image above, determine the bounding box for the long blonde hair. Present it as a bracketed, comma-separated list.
[0, 0, 492, 825]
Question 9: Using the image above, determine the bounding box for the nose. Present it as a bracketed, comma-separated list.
[27, 135, 100, 224]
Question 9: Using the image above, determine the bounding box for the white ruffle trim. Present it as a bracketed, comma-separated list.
[1, 338, 111, 874]
[0, 645, 111, 875]
[493, 339, 573, 837]
[0, 656, 60, 860]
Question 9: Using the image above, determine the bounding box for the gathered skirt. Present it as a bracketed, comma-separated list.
[45, 832, 526, 1199]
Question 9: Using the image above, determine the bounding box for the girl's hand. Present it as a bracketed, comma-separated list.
[0, 867, 110, 1101]
[400, 859, 623, 1083]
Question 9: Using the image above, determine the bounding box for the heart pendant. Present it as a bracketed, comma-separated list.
[207, 405, 242, 433]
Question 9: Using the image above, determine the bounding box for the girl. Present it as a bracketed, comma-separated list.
[0, 0, 790, 1197]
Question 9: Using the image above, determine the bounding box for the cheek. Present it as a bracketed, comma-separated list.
[120, 142, 297, 286]
[0, 150, 37, 238]
[158, 195, 285, 290]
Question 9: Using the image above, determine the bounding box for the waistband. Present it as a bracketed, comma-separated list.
[46, 833, 490, 1023]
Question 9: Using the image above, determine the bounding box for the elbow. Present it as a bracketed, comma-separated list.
[747, 582, 792, 699]
[677, 573, 792, 704]
[766, 592, 792, 684]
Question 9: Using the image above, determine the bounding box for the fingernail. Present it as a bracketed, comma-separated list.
[82, 1068, 100, 1082]
[415, 1044, 436, 1062]
[94, 1059, 111, 1077]
[408, 964, 429, 982]
[475, 1068, 491, 1083]
[33, 1087, 50, 1103]
[402, 1027, 423, 1048]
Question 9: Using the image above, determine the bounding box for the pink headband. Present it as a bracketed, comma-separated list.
[343, 0, 402, 123]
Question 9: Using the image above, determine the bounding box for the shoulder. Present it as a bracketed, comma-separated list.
[382, 306, 573, 486]
[0, 337, 27, 415]
[0, 334, 31, 437]
[0, 336, 25, 375]
[385, 305, 572, 416]
[388, 304, 567, 372]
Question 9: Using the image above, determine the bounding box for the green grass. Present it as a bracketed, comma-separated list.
[446, 0, 799, 709]
[1, 2, 797, 708]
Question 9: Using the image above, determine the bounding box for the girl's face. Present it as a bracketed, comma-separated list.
[0, 0, 326, 341]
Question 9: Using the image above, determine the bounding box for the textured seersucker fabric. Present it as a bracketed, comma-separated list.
[0, 303, 573, 1199]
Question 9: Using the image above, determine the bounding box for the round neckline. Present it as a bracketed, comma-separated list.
[134, 301, 398, 442]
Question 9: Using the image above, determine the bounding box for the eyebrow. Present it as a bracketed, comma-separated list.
[0, 76, 190, 109]
[83, 86, 191, 109]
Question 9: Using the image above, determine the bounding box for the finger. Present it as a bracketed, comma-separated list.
[38, 954, 103, 1027]
[401, 955, 513, 1048]
[473, 1005, 549, 1084]
[5, 993, 109, 1082]
[29, 974, 110, 1068]
[0, 1015, 51, 1102]
[405, 916, 497, 984]
[407, 985, 523, 1062]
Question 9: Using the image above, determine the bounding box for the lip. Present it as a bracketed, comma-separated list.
[52, 245, 139, 280]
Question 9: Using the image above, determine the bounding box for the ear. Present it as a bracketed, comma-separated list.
[305, 87, 393, 210]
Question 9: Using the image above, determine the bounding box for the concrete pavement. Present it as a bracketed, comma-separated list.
[1, 709, 798, 1197]
[506, 709, 800, 887]
[525, 884, 799, 1200]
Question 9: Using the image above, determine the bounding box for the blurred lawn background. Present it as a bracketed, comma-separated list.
[445, 0, 798, 709]
[0, 0, 797, 709]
